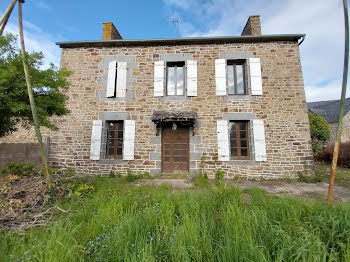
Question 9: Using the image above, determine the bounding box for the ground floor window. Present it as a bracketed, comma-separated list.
[106, 121, 123, 159]
[229, 121, 250, 159]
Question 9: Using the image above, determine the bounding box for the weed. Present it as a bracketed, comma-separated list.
[193, 173, 209, 188]
[67, 183, 95, 197]
[1, 162, 37, 177]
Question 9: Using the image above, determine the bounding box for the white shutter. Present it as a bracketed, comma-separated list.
[249, 58, 263, 95]
[116, 62, 127, 97]
[154, 60, 164, 96]
[186, 60, 197, 96]
[252, 119, 267, 161]
[106, 61, 117, 97]
[123, 120, 135, 160]
[217, 120, 229, 161]
[90, 120, 103, 160]
[215, 59, 226, 96]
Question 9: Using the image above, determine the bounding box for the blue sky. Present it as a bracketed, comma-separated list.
[1, 0, 349, 102]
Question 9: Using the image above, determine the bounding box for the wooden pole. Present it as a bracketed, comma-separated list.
[18, 0, 52, 189]
[327, 0, 349, 205]
[0, 0, 16, 26]
[0, 0, 17, 35]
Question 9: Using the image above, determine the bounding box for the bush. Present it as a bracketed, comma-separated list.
[1, 162, 37, 176]
[308, 112, 331, 155]
[318, 142, 350, 168]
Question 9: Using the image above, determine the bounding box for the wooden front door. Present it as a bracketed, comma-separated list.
[162, 124, 190, 173]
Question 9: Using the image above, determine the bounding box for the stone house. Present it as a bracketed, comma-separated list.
[0, 15, 314, 178]
[308, 98, 350, 144]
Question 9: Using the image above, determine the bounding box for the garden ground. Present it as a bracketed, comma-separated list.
[0, 162, 350, 261]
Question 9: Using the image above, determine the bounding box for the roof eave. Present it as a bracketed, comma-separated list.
[56, 34, 305, 48]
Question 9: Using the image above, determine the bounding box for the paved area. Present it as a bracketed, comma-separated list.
[134, 179, 350, 202]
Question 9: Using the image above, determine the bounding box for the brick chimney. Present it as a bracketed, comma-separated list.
[102, 22, 122, 40]
[241, 15, 261, 36]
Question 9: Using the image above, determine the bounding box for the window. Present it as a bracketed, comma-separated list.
[106, 121, 123, 159]
[166, 61, 185, 96]
[227, 60, 246, 95]
[229, 121, 250, 159]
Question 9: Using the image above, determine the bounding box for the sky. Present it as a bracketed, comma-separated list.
[1, 0, 349, 102]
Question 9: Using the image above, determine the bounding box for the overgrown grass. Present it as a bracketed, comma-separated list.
[314, 162, 350, 188]
[1, 177, 350, 261]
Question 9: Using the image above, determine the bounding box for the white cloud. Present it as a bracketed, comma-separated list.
[4, 22, 61, 67]
[164, 0, 349, 102]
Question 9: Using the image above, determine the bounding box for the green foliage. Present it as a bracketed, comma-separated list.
[107, 170, 116, 178]
[67, 183, 95, 197]
[193, 173, 209, 187]
[0, 33, 71, 137]
[308, 112, 331, 155]
[1, 179, 350, 261]
[215, 169, 225, 182]
[1, 162, 36, 176]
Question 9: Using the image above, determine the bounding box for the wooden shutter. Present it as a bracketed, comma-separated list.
[217, 120, 229, 161]
[215, 59, 226, 96]
[116, 62, 127, 97]
[123, 120, 135, 160]
[154, 60, 164, 96]
[90, 120, 103, 160]
[106, 61, 117, 97]
[252, 119, 267, 161]
[186, 60, 197, 96]
[249, 58, 263, 95]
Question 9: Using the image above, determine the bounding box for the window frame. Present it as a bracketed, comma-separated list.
[226, 59, 247, 95]
[229, 120, 250, 160]
[166, 61, 186, 96]
[105, 120, 124, 159]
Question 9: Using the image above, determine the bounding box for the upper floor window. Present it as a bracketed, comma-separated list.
[106, 121, 124, 159]
[215, 57, 262, 96]
[227, 60, 246, 95]
[166, 62, 185, 96]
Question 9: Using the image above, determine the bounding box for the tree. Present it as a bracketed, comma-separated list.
[308, 111, 331, 154]
[0, 33, 71, 137]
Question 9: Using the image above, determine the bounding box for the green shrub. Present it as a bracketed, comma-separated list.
[1, 162, 37, 176]
[67, 183, 95, 197]
[308, 112, 331, 155]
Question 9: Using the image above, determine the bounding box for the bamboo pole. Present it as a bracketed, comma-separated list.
[18, 0, 52, 189]
[327, 0, 349, 205]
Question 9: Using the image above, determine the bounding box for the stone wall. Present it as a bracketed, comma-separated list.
[0, 40, 314, 179]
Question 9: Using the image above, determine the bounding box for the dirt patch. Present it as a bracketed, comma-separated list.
[233, 181, 350, 202]
[134, 179, 194, 189]
[133, 178, 350, 202]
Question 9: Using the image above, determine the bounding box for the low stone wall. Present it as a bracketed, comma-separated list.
[0, 138, 50, 170]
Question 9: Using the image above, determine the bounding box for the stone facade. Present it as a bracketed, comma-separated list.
[0, 17, 314, 179]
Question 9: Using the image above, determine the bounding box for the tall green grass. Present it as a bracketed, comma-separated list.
[1, 177, 350, 261]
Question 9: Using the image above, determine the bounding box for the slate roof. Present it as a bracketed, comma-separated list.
[307, 98, 350, 123]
